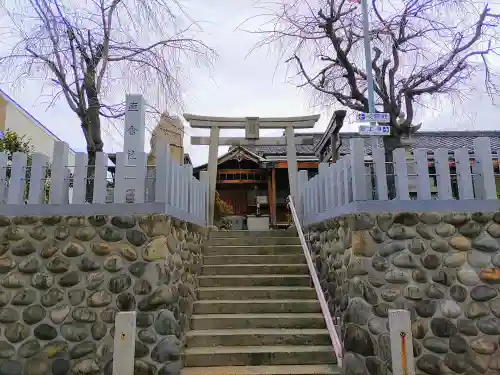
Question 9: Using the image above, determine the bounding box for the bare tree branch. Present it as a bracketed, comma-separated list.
[0, 0, 216, 201]
[246, 0, 500, 142]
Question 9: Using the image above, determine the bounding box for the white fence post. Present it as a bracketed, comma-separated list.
[72, 153, 88, 204]
[8, 152, 27, 204]
[28, 153, 49, 204]
[133, 152, 147, 203]
[393, 148, 410, 200]
[389, 309, 415, 375]
[0, 153, 8, 204]
[343, 157, 351, 204]
[185, 165, 194, 214]
[413, 149, 431, 200]
[154, 144, 171, 204]
[318, 163, 329, 213]
[334, 159, 343, 207]
[112, 311, 136, 375]
[298, 170, 308, 222]
[434, 148, 453, 199]
[200, 171, 209, 226]
[372, 146, 388, 200]
[350, 138, 368, 201]
[114, 153, 127, 204]
[92, 152, 108, 204]
[454, 148, 474, 199]
[473, 137, 497, 199]
[49, 141, 69, 204]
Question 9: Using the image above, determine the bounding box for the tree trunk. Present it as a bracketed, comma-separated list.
[83, 76, 104, 203]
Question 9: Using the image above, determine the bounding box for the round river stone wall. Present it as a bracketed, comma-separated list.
[0, 214, 205, 375]
[307, 211, 500, 375]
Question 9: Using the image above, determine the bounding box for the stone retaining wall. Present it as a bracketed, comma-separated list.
[0, 214, 205, 375]
[308, 212, 500, 375]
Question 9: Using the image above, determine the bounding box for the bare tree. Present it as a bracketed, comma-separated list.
[249, 0, 500, 153]
[0, 0, 215, 200]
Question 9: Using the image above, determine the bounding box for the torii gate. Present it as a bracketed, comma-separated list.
[183, 114, 320, 226]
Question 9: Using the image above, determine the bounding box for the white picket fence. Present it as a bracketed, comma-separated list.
[299, 137, 499, 225]
[0, 140, 208, 226]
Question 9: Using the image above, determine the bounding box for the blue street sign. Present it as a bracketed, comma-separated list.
[356, 112, 390, 123]
[0, 132, 4, 138]
[358, 125, 391, 136]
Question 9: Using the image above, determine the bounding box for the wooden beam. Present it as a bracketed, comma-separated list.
[183, 114, 320, 129]
[216, 180, 266, 184]
[191, 136, 314, 146]
[218, 169, 266, 174]
[276, 161, 319, 169]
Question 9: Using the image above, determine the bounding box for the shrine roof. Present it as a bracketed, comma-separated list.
[243, 130, 500, 157]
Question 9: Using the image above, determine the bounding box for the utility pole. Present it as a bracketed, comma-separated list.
[360, 0, 379, 150]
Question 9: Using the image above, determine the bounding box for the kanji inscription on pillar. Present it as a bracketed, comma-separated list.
[123, 94, 146, 201]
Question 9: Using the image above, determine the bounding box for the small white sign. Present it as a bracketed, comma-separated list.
[357, 112, 390, 123]
[358, 125, 391, 136]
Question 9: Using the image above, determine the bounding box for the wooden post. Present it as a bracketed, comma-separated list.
[207, 126, 220, 226]
[389, 309, 415, 375]
[112, 311, 137, 375]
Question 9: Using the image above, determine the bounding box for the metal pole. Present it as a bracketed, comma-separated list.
[360, 0, 379, 150]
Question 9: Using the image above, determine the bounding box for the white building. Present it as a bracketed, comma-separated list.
[0, 88, 76, 166]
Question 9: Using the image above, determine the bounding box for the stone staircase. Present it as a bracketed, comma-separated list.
[181, 230, 339, 375]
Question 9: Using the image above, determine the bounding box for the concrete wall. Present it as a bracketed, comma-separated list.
[0, 213, 205, 375]
[0, 91, 76, 167]
[307, 211, 500, 375]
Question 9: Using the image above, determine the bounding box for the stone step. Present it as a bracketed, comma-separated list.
[183, 345, 337, 367]
[198, 275, 311, 287]
[201, 264, 309, 276]
[198, 286, 317, 300]
[191, 313, 326, 330]
[181, 364, 340, 375]
[205, 245, 303, 256]
[193, 299, 321, 314]
[203, 254, 306, 265]
[185, 328, 331, 347]
[211, 231, 297, 238]
[209, 237, 300, 246]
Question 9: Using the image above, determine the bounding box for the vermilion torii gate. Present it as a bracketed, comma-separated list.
[183, 114, 320, 227]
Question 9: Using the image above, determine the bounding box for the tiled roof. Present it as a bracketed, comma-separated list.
[243, 131, 500, 156]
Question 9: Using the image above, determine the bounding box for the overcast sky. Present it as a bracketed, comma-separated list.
[1, 0, 500, 166]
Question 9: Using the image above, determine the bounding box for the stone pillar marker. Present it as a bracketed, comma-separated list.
[184, 114, 320, 227]
[124, 94, 146, 197]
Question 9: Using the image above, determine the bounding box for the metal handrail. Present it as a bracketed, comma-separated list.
[287, 195, 343, 367]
